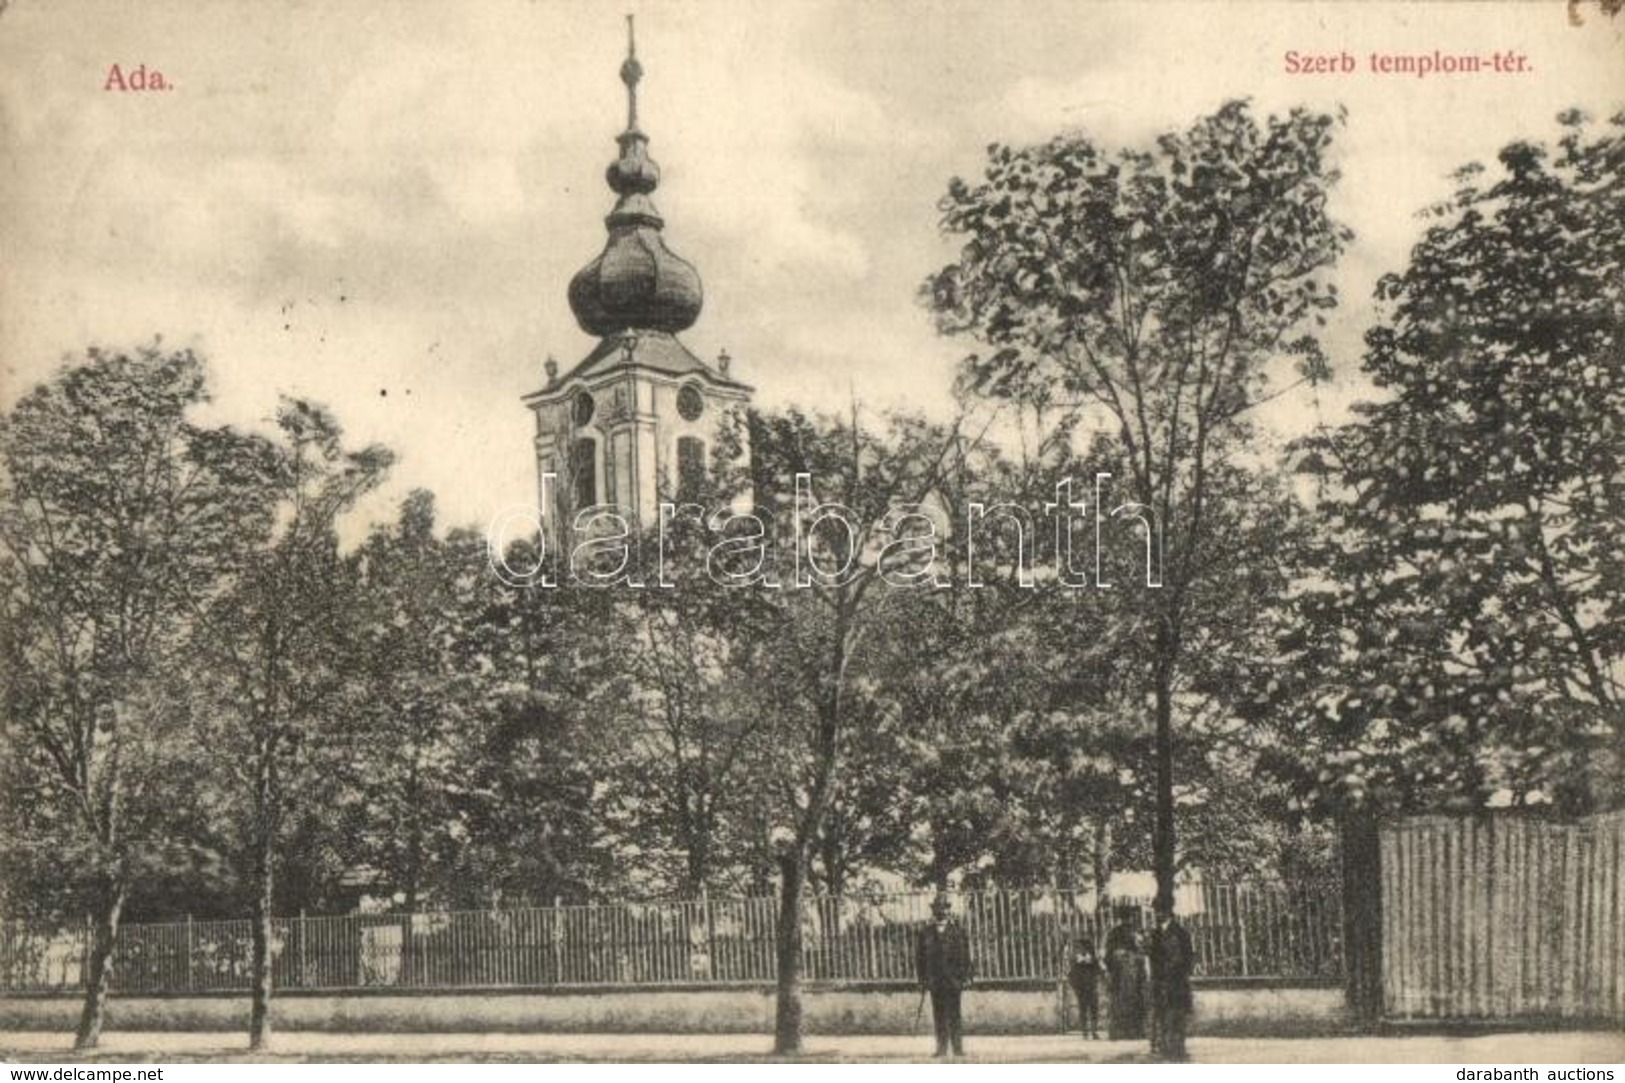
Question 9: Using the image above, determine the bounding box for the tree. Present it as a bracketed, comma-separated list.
[746, 408, 963, 1053]
[926, 101, 1348, 1051]
[1276, 110, 1624, 817]
[193, 399, 391, 1050]
[450, 538, 624, 906]
[342, 492, 484, 913]
[0, 346, 267, 1048]
[859, 432, 1316, 894]
[591, 502, 785, 897]
[840, 426, 1106, 892]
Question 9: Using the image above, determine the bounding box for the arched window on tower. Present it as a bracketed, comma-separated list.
[573, 436, 598, 508]
[677, 436, 705, 501]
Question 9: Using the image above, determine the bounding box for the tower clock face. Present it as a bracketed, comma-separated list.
[677, 384, 704, 421]
[572, 390, 595, 427]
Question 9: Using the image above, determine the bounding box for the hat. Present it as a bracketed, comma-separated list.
[930, 892, 953, 914]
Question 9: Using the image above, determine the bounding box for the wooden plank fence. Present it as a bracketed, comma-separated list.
[1381, 810, 1625, 1023]
[0, 881, 1341, 995]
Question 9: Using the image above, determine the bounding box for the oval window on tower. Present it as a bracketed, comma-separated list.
[572, 390, 595, 427]
[677, 384, 704, 422]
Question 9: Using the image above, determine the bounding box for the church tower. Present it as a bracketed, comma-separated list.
[524, 17, 752, 530]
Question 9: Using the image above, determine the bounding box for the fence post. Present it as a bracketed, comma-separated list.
[1237, 885, 1251, 978]
[700, 885, 715, 982]
[298, 909, 308, 989]
[551, 896, 562, 983]
[401, 912, 413, 987]
[186, 915, 194, 992]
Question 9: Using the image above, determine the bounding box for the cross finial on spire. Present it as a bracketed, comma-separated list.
[620, 14, 642, 132]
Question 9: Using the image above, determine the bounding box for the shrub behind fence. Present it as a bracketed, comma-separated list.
[1, 881, 1342, 994]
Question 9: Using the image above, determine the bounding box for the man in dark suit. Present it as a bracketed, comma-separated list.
[1149, 908, 1195, 1061]
[915, 892, 974, 1057]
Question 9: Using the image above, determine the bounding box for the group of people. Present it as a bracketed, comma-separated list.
[914, 894, 1195, 1061]
[1067, 905, 1195, 1059]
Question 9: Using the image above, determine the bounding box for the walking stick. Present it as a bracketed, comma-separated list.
[914, 986, 927, 1034]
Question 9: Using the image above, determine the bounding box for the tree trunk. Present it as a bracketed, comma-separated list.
[1151, 663, 1176, 913]
[249, 816, 275, 1049]
[684, 822, 711, 899]
[1092, 818, 1113, 900]
[1339, 810, 1384, 1030]
[1150, 660, 1176, 1058]
[404, 751, 424, 915]
[73, 881, 127, 1050]
[771, 850, 805, 1054]
[249, 849, 274, 1048]
[818, 813, 847, 897]
[930, 831, 951, 891]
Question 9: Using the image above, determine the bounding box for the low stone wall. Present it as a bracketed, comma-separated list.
[0, 981, 1346, 1037]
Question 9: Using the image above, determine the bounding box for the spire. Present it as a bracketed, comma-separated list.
[621, 15, 641, 132]
[568, 17, 703, 338]
[601, 16, 662, 230]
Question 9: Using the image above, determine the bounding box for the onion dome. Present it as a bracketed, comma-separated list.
[567, 17, 703, 337]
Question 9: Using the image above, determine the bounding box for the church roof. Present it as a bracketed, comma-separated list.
[551, 330, 751, 392]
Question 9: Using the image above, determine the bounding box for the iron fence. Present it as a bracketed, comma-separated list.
[1, 881, 1342, 994]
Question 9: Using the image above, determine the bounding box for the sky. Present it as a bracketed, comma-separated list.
[1, 0, 1620, 536]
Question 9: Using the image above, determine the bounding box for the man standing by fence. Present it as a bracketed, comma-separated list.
[1149, 908, 1195, 1061]
[915, 893, 974, 1057]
